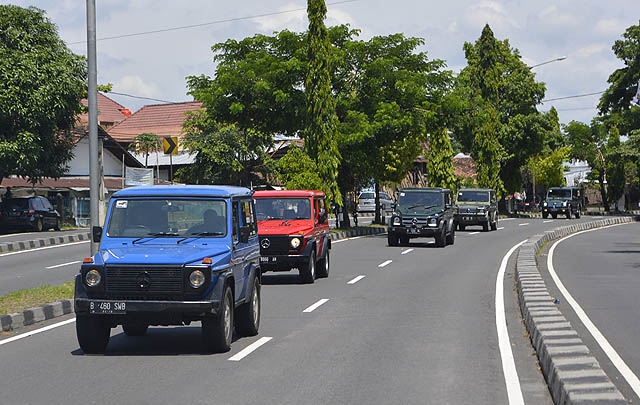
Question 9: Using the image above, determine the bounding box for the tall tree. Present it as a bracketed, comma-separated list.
[474, 108, 505, 196]
[426, 128, 457, 190]
[0, 5, 86, 185]
[277, 147, 323, 191]
[305, 0, 342, 205]
[606, 126, 625, 209]
[129, 133, 159, 168]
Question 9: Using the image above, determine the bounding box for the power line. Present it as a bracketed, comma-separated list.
[108, 91, 174, 104]
[541, 91, 605, 103]
[68, 0, 360, 45]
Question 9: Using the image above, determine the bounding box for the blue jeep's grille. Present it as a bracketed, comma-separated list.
[105, 266, 183, 296]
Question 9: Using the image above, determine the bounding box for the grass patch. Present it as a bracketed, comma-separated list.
[0, 282, 74, 316]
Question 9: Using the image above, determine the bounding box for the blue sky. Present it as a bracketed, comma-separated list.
[3, 0, 639, 124]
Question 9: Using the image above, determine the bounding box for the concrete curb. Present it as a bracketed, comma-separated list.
[0, 231, 90, 254]
[516, 216, 638, 404]
[0, 226, 385, 333]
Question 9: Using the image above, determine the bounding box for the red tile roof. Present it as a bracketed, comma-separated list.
[107, 101, 203, 142]
[78, 92, 129, 126]
[453, 156, 477, 179]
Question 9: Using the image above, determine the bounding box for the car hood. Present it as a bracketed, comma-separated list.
[258, 220, 314, 236]
[98, 243, 230, 266]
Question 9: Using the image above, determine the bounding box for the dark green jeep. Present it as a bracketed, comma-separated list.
[454, 188, 498, 231]
[542, 187, 583, 219]
[387, 188, 455, 247]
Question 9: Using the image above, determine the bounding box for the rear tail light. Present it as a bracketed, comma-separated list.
[27, 209, 35, 216]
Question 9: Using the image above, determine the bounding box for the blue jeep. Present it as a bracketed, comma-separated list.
[74, 185, 261, 354]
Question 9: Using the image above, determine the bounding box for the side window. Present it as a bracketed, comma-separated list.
[240, 199, 257, 237]
[31, 198, 43, 211]
[42, 198, 53, 210]
[232, 201, 239, 242]
[313, 198, 319, 223]
[319, 198, 327, 223]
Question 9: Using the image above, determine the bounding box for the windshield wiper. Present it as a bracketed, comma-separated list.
[406, 204, 440, 210]
[131, 232, 179, 244]
[177, 231, 224, 244]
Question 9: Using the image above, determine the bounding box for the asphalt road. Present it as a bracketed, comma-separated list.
[541, 221, 640, 402]
[0, 216, 600, 404]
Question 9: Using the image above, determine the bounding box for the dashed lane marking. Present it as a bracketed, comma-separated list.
[469, 232, 480, 235]
[46, 260, 81, 269]
[378, 260, 392, 268]
[0, 318, 76, 347]
[228, 337, 273, 361]
[497, 227, 505, 230]
[347, 275, 365, 285]
[303, 298, 330, 313]
[518, 223, 530, 226]
[401, 248, 414, 255]
[543, 220, 554, 223]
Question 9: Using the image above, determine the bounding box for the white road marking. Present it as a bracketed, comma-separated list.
[0, 240, 89, 257]
[401, 248, 414, 255]
[303, 298, 329, 313]
[332, 236, 364, 244]
[347, 275, 365, 285]
[0, 318, 76, 347]
[518, 223, 529, 226]
[228, 337, 272, 361]
[469, 231, 480, 235]
[499, 218, 516, 221]
[496, 239, 528, 405]
[46, 260, 81, 269]
[548, 224, 640, 398]
[378, 260, 392, 268]
[543, 220, 554, 223]
[497, 227, 505, 230]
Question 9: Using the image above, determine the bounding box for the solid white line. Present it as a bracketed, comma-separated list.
[46, 260, 81, 269]
[0, 318, 76, 346]
[347, 275, 365, 285]
[518, 223, 529, 226]
[497, 227, 505, 230]
[499, 218, 516, 221]
[469, 231, 480, 235]
[496, 239, 528, 405]
[548, 224, 640, 398]
[302, 298, 329, 313]
[378, 260, 392, 268]
[543, 220, 554, 223]
[228, 336, 272, 361]
[401, 248, 414, 255]
[0, 240, 89, 257]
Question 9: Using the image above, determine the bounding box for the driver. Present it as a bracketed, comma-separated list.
[188, 209, 224, 234]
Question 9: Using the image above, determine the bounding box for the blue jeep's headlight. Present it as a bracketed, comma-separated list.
[189, 270, 206, 288]
[85, 269, 101, 287]
[392, 216, 401, 225]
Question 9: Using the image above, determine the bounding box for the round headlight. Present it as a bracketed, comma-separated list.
[85, 269, 101, 287]
[290, 237, 302, 249]
[562, 201, 567, 207]
[429, 218, 437, 224]
[189, 270, 205, 288]
[392, 216, 401, 225]
[543, 202, 548, 207]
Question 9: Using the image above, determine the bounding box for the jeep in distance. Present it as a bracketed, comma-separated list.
[74, 185, 262, 354]
[254, 190, 330, 283]
[542, 186, 583, 219]
[454, 188, 498, 231]
[388, 188, 455, 247]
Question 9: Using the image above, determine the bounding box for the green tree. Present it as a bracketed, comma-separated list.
[0, 5, 86, 184]
[474, 108, 505, 196]
[277, 147, 323, 190]
[426, 128, 457, 190]
[606, 127, 625, 209]
[129, 133, 159, 168]
[529, 146, 571, 190]
[599, 21, 640, 135]
[305, 0, 341, 205]
[175, 112, 273, 186]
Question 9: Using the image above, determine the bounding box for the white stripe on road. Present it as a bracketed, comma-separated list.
[518, 223, 529, 226]
[469, 232, 480, 235]
[302, 298, 330, 313]
[332, 236, 363, 244]
[378, 260, 392, 268]
[499, 218, 516, 221]
[46, 260, 81, 269]
[496, 239, 528, 405]
[543, 220, 554, 223]
[497, 227, 505, 230]
[401, 248, 414, 255]
[347, 275, 365, 285]
[0, 240, 89, 257]
[0, 318, 76, 347]
[228, 337, 272, 361]
[548, 224, 640, 398]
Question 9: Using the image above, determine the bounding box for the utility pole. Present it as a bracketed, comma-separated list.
[87, 0, 99, 255]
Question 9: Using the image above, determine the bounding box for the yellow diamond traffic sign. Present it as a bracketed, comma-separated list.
[163, 136, 178, 155]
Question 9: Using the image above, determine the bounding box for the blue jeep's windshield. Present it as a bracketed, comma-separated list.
[107, 198, 227, 238]
[255, 198, 311, 220]
[397, 191, 443, 211]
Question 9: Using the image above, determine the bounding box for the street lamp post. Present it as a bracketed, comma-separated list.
[528, 56, 567, 69]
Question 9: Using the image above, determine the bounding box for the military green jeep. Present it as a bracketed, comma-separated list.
[454, 188, 498, 231]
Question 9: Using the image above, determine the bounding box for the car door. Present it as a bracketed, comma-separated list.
[40, 198, 56, 227]
[233, 198, 258, 303]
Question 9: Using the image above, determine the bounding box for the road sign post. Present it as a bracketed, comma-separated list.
[163, 137, 178, 184]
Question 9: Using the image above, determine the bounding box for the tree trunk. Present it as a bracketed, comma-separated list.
[599, 172, 610, 212]
[339, 184, 351, 228]
[374, 181, 381, 224]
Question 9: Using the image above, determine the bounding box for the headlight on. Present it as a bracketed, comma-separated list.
[543, 202, 548, 207]
[392, 216, 401, 225]
[562, 201, 567, 207]
[85, 269, 101, 287]
[290, 237, 302, 249]
[189, 270, 205, 288]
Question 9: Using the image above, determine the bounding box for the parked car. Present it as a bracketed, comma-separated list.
[254, 190, 330, 283]
[454, 188, 498, 231]
[387, 188, 455, 247]
[0, 196, 60, 232]
[542, 187, 583, 219]
[74, 185, 261, 354]
[357, 190, 394, 213]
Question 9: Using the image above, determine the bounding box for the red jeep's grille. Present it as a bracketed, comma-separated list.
[259, 236, 291, 255]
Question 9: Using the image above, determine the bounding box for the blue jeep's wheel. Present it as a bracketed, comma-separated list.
[202, 286, 233, 353]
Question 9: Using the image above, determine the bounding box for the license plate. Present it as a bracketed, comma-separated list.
[260, 256, 277, 263]
[408, 228, 419, 234]
[89, 301, 126, 314]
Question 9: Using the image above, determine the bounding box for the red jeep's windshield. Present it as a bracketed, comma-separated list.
[255, 198, 311, 221]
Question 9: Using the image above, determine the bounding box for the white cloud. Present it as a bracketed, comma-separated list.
[595, 19, 624, 36]
[462, 1, 521, 32]
[114, 76, 161, 98]
[573, 43, 608, 58]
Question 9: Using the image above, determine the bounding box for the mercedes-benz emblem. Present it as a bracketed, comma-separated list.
[261, 238, 271, 249]
[136, 271, 151, 290]
[412, 218, 418, 225]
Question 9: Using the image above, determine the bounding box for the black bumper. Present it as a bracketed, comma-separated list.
[388, 225, 440, 237]
[74, 298, 219, 315]
[454, 214, 488, 225]
[543, 207, 568, 214]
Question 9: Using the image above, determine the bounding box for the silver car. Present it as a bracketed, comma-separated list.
[357, 191, 394, 213]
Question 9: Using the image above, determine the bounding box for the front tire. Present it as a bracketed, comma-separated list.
[300, 250, 316, 284]
[387, 232, 399, 246]
[446, 224, 455, 245]
[236, 275, 260, 337]
[542, 212, 548, 219]
[35, 218, 43, 232]
[490, 216, 498, 231]
[202, 286, 233, 353]
[76, 315, 110, 354]
[575, 208, 581, 218]
[458, 224, 466, 231]
[566, 210, 572, 219]
[316, 249, 330, 278]
[400, 235, 410, 245]
[435, 226, 446, 247]
[482, 221, 489, 232]
[122, 323, 148, 336]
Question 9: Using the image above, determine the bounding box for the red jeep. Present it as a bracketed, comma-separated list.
[254, 190, 331, 283]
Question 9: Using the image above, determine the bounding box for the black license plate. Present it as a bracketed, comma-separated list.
[260, 256, 278, 263]
[89, 301, 126, 314]
[408, 228, 420, 234]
